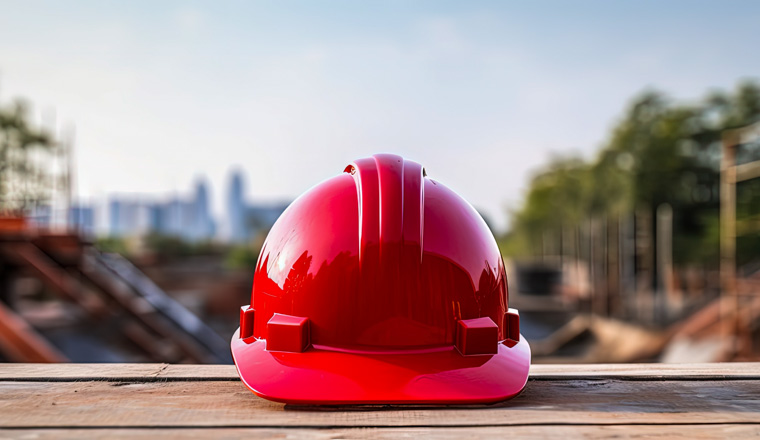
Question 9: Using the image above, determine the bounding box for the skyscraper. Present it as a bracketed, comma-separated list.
[227, 170, 246, 242]
[191, 179, 215, 241]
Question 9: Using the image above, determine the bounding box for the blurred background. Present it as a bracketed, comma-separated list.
[0, 0, 758, 364]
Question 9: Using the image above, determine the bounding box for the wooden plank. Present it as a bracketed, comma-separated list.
[0, 379, 758, 427]
[0, 425, 758, 440]
[736, 160, 760, 182]
[528, 362, 760, 379]
[0, 364, 170, 381]
[2, 363, 759, 381]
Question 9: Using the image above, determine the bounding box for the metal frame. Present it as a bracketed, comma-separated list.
[721, 120, 760, 357]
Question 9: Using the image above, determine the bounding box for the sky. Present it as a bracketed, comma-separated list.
[1, 0, 759, 232]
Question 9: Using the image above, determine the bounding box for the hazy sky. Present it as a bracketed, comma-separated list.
[1, 0, 759, 231]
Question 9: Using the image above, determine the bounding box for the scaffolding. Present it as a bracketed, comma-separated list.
[721, 120, 760, 358]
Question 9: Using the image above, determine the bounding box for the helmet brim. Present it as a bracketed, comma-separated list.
[231, 329, 531, 405]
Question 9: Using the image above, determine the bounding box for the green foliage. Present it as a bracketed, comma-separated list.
[225, 245, 261, 270]
[0, 99, 56, 212]
[143, 233, 194, 259]
[95, 236, 130, 256]
[736, 178, 760, 267]
[507, 156, 592, 256]
[142, 233, 221, 260]
[504, 81, 760, 267]
[225, 231, 266, 270]
[96, 230, 267, 270]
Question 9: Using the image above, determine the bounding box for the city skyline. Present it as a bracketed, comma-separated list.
[65, 168, 289, 242]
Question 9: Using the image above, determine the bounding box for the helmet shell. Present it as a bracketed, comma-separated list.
[231, 154, 530, 404]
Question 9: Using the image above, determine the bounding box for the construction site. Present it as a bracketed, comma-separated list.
[4, 5, 760, 439]
[0, 49, 759, 366]
[0, 121, 757, 365]
[508, 119, 760, 364]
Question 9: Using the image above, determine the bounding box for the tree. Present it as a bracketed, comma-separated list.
[503, 81, 760, 267]
[0, 99, 56, 213]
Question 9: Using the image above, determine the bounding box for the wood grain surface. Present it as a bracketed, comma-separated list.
[1, 362, 758, 380]
[0, 363, 757, 439]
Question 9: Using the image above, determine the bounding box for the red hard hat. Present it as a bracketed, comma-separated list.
[231, 154, 530, 404]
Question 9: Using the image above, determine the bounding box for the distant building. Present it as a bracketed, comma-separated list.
[55, 171, 287, 243]
[24, 203, 96, 238]
[27, 204, 52, 229]
[225, 170, 287, 243]
[108, 199, 153, 238]
[191, 180, 215, 241]
[107, 179, 216, 242]
[68, 204, 95, 237]
[227, 171, 246, 242]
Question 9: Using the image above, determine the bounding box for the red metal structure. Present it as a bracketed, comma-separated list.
[232, 154, 530, 404]
[0, 219, 230, 364]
